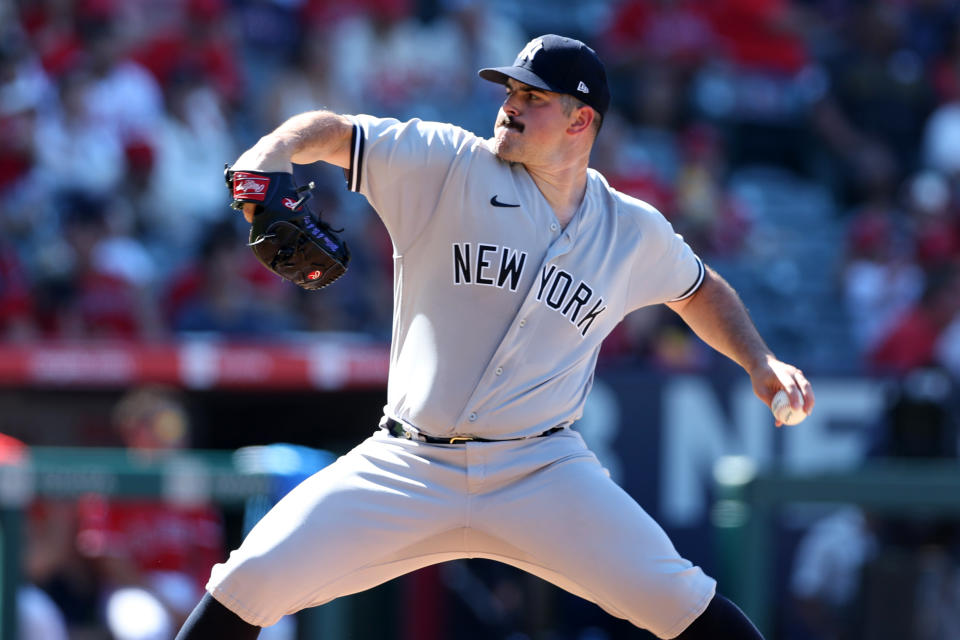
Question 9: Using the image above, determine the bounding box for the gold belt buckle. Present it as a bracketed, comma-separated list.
[448, 436, 474, 444]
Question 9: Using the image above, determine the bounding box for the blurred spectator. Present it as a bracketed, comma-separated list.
[790, 367, 960, 640]
[597, 114, 749, 261]
[902, 0, 959, 65]
[592, 86, 681, 214]
[25, 496, 102, 639]
[0, 239, 37, 340]
[926, 10, 960, 103]
[17, 584, 71, 640]
[428, 0, 528, 131]
[34, 70, 126, 196]
[602, 0, 716, 71]
[0, 29, 56, 122]
[75, 386, 225, 639]
[687, 0, 817, 169]
[922, 97, 960, 178]
[167, 220, 299, 337]
[0, 433, 71, 640]
[672, 123, 751, 256]
[144, 72, 235, 255]
[789, 506, 878, 640]
[936, 311, 960, 383]
[258, 24, 345, 129]
[76, 17, 164, 150]
[868, 263, 960, 375]
[599, 0, 712, 141]
[230, 0, 316, 118]
[33, 192, 161, 339]
[840, 173, 924, 355]
[0, 40, 45, 195]
[130, 0, 244, 108]
[863, 369, 960, 640]
[17, 0, 86, 77]
[810, 3, 936, 204]
[0, 112, 34, 196]
[904, 170, 960, 269]
[442, 0, 528, 72]
[328, 0, 475, 120]
[599, 302, 712, 372]
[702, 0, 811, 74]
[880, 367, 958, 460]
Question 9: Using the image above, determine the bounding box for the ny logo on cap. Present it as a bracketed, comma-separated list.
[517, 38, 544, 64]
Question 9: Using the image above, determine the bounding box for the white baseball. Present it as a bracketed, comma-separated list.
[771, 389, 806, 425]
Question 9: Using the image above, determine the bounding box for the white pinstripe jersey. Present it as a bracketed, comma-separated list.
[346, 115, 704, 438]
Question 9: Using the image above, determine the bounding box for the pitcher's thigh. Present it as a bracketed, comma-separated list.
[207, 438, 464, 627]
[478, 454, 716, 638]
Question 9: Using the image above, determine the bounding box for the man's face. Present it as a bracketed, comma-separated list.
[490, 78, 573, 164]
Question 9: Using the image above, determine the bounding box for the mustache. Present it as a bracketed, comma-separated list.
[498, 115, 524, 132]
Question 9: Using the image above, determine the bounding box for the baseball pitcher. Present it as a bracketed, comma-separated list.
[177, 35, 814, 640]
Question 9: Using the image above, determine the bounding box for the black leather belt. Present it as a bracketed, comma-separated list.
[382, 418, 564, 444]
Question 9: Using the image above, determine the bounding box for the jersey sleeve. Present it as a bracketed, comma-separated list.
[625, 201, 705, 311]
[345, 114, 479, 250]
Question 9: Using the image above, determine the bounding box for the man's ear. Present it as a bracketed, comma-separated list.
[567, 106, 595, 136]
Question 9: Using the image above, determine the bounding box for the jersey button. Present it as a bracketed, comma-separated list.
[495, 367, 503, 376]
[550, 223, 558, 232]
[519, 319, 526, 327]
[468, 412, 478, 422]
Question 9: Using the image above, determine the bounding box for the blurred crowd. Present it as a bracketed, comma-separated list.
[3, 386, 226, 640]
[4, 3, 960, 638]
[1, 0, 960, 379]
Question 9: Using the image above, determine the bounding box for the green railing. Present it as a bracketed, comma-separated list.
[0, 447, 278, 639]
[713, 457, 960, 637]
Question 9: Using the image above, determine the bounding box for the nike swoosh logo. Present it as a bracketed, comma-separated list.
[490, 195, 520, 208]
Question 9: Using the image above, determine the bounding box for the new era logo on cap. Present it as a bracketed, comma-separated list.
[478, 34, 610, 117]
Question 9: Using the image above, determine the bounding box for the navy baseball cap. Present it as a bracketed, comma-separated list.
[479, 34, 610, 117]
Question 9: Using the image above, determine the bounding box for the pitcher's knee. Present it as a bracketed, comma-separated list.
[604, 563, 716, 638]
[205, 554, 297, 627]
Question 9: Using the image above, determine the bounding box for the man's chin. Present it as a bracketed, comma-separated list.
[491, 133, 522, 162]
[494, 146, 521, 163]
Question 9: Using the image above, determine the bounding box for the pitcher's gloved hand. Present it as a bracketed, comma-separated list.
[225, 166, 350, 289]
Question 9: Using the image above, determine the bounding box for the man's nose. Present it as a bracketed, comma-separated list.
[502, 94, 520, 115]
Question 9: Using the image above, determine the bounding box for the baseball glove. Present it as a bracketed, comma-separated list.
[224, 166, 350, 289]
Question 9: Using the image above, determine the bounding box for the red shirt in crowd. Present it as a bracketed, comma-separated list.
[76, 495, 223, 590]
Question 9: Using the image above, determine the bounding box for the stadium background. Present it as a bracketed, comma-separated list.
[1, 0, 960, 638]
